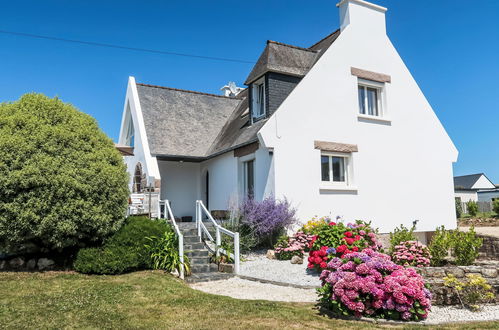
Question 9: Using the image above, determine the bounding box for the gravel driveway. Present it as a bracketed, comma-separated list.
[239, 251, 321, 287]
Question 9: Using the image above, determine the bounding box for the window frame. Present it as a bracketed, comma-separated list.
[357, 78, 385, 119]
[251, 77, 266, 120]
[320, 151, 352, 187]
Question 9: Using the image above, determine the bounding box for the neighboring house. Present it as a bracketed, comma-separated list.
[117, 0, 458, 233]
[454, 173, 495, 203]
[478, 185, 499, 203]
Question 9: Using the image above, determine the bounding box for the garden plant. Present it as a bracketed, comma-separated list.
[317, 248, 432, 321]
[274, 232, 314, 260]
[389, 224, 416, 253]
[0, 94, 129, 254]
[391, 241, 431, 268]
[443, 274, 495, 311]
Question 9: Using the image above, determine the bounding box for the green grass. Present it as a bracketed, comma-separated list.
[0, 271, 498, 329]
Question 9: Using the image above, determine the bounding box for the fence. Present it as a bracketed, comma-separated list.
[461, 201, 493, 214]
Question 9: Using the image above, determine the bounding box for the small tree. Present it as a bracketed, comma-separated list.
[493, 199, 499, 216]
[0, 94, 129, 253]
[455, 198, 463, 219]
[466, 200, 478, 217]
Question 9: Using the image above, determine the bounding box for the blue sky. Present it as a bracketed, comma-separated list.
[1, 0, 498, 182]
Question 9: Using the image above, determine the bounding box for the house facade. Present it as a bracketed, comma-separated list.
[454, 173, 496, 203]
[118, 0, 458, 233]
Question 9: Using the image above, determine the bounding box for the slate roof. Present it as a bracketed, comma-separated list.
[136, 29, 341, 160]
[137, 83, 242, 158]
[454, 173, 487, 190]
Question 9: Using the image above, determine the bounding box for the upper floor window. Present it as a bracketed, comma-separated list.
[358, 81, 383, 117]
[252, 78, 265, 119]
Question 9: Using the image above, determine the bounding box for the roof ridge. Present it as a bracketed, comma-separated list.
[266, 40, 318, 53]
[308, 28, 341, 49]
[455, 173, 485, 178]
[136, 83, 244, 99]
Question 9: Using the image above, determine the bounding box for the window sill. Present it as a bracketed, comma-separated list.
[319, 185, 358, 192]
[357, 114, 391, 124]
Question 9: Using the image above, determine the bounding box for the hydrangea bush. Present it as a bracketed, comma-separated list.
[392, 241, 431, 268]
[318, 249, 432, 321]
[274, 232, 315, 260]
[307, 220, 381, 270]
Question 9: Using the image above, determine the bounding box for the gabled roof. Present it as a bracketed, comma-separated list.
[135, 29, 341, 160]
[454, 173, 495, 190]
[245, 29, 341, 85]
[137, 83, 242, 158]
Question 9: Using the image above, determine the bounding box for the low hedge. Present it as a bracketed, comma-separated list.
[74, 216, 170, 274]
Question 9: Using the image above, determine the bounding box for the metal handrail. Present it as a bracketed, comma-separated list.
[158, 199, 185, 279]
[196, 200, 240, 274]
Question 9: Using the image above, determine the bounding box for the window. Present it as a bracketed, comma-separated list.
[321, 153, 350, 185]
[125, 116, 135, 147]
[252, 79, 265, 119]
[243, 159, 255, 198]
[358, 81, 383, 117]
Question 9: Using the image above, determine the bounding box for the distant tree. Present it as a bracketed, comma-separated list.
[455, 198, 463, 219]
[0, 93, 129, 253]
[466, 200, 478, 217]
[493, 199, 499, 216]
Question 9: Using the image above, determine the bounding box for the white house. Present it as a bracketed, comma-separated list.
[117, 0, 458, 234]
[454, 173, 496, 203]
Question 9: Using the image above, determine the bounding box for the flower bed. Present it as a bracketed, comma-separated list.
[392, 241, 431, 268]
[274, 232, 314, 260]
[318, 249, 432, 321]
[307, 220, 381, 270]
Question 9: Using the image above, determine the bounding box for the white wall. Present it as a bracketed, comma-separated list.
[118, 77, 161, 191]
[200, 152, 238, 211]
[258, 0, 458, 233]
[159, 160, 200, 219]
[455, 190, 478, 203]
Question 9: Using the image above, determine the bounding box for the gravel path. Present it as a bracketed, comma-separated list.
[239, 251, 321, 287]
[460, 226, 499, 238]
[191, 278, 499, 324]
[190, 277, 317, 302]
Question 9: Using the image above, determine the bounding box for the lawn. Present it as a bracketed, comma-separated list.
[0, 271, 497, 330]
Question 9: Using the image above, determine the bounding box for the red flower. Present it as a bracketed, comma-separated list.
[354, 235, 361, 241]
[344, 231, 353, 238]
[307, 263, 314, 269]
[352, 246, 359, 252]
[314, 257, 322, 264]
[336, 245, 347, 253]
[345, 237, 354, 245]
[310, 250, 317, 257]
[319, 262, 327, 269]
[318, 249, 327, 257]
[329, 222, 336, 226]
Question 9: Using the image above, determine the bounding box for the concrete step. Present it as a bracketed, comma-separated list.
[190, 263, 218, 273]
[180, 228, 199, 236]
[183, 235, 200, 244]
[190, 256, 210, 265]
[185, 250, 209, 258]
[185, 272, 234, 284]
[184, 242, 205, 250]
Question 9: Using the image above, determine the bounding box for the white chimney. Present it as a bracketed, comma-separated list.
[337, 0, 387, 35]
[220, 81, 244, 97]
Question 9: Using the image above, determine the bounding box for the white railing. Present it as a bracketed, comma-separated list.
[196, 200, 240, 274]
[158, 199, 185, 279]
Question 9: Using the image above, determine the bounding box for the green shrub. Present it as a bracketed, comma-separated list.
[467, 201, 478, 217]
[444, 274, 495, 311]
[74, 216, 169, 274]
[455, 198, 463, 218]
[493, 199, 499, 215]
[145, 230, 190, 274]
[0, 94, 129, 253]
[389, 224, 416, 253]
[450, 227, 483, 266]
[428, 226, 451, 266]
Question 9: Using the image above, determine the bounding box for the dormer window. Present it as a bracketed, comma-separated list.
[252, 77, 265, 120]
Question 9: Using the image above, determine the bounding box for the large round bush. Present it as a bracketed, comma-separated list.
[0, 93, 129, 252]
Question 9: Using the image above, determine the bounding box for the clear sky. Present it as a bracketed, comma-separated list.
[1, 0, 498, 182]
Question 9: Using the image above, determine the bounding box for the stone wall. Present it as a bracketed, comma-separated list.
[478, 235, 499, 259]
[0, 256, 56, 271]
[419, 264, 499, 305]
